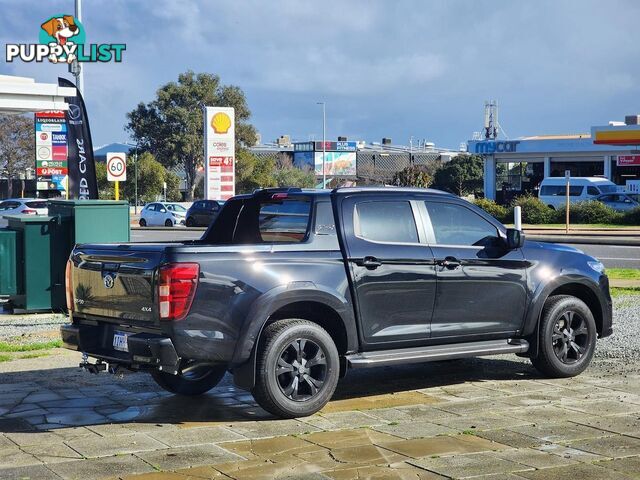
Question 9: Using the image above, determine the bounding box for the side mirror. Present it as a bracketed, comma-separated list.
[506, 228, 525, 249]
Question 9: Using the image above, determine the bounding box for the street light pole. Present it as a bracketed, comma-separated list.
[134, 147, 138, 214]
[75, 0, 84, 94]
[317, 102, 326, 189]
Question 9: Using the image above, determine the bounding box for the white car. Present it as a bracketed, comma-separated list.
[0, 198, 48, 227]
[139, 202, 187, 227]
[538, 177, 618, 209]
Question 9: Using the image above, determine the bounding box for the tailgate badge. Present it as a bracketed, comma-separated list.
[103, 273, 116, 289]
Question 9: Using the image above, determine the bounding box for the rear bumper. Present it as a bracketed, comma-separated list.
[61, 324, 181, 374]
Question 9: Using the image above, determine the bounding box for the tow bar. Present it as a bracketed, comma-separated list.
[79, 353, 106, 374]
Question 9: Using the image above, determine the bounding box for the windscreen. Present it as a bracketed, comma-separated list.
[201, 195, 312, 245]
[0, 201, 20, 211]
[598, 185, 617, 193]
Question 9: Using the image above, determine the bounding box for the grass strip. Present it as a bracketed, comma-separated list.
[0, 339, 62, 352]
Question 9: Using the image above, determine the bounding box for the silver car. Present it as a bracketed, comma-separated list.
[139, 202, 187, 227]
[0, 198, 48, 227]
[594, 193, 640, 211]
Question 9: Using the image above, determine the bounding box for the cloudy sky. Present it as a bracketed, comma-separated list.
[2, 0, 639, 149]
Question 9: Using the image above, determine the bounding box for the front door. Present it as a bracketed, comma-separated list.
[423, 200, 528, 338]
[341, 195, 436, 348]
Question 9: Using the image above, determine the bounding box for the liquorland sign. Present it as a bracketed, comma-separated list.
[473, 141, 521, 154]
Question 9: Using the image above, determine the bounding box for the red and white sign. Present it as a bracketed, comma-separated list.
[204, 107, 235, 200]
[37, 167, 68, 176]
[107, 153, 127, 182]
[617, 155, 640, 166]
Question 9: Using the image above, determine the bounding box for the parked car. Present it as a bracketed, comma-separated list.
[139, 202, 187, 227]
[62, 187, 612, 418]
[185, 200, 224, 227]
[0, 198, 48, 227]
[594, 193, 639, 211]
[538, 177, 618, 209]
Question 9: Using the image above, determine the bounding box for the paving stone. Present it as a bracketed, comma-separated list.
[475, 430, 546, 449]
[225, 419, 320, 439]
[365, 405, 461, 423]
[516, 462, 635, 480]
[508, 406, 587, 424]
[49, 454, 155, 480]
[147, 425, 244, 447]
[573, 414, 640, 437]
[536, 443, 609, 463]
[0, 417, 35, 431]
[433, 413, 533, 432]
[323, 462, 445, 479]
[0, 434, 17, 449]
[596, 456, 640, 479]
[327, 444, 408, 465]
[510, 422, 614, 443]
[45, 409, 109, 426]
[307, 411, 386, 429]
[5, 431, 64, 447]
[220, 435, 325, 460]
[373, 420, 458, 439]
[322, 391, 438, 414]
[560, 399, 640, 416]
[134, 444, 243, 470]
[22, 443, 83, 464]
[566, 435, 640, 459]
[66, 432, 168, 458]
[302, 428, 401, 449]
[48, 426, 102, 442]
[432, 398, 516, 416]
[0, 446, 43, 468]
[379, 434, 510, 459]
[0, 464, 61, 480]
[409, 451, 531, 478]
[21, 392, 64, 403]
[491, 448, 578, 469]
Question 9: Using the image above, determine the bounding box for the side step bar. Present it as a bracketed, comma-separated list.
[346, 339, 529, 369]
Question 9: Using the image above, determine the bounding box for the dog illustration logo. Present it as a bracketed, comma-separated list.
[40, 15, 81, 63]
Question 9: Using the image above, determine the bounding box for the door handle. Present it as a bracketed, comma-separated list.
[355, 256, 382, 270]
[438, 256, 461, 270]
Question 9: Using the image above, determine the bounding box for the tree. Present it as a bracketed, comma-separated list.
[0, 114, 34, 197]
[235, 149, 276, 193]
[392, 165, 433, 188]
[126, 71, 257, 200]
[433, 154, 484, 197]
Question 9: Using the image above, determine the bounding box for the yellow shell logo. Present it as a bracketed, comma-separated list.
[211, 112, 232, 134]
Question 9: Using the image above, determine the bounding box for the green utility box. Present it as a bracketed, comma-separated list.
[0, 229, 18, 296]
[5, 216, 58, 311]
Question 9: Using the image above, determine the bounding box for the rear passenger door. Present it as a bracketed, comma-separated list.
[423, 200, 528, 338]
[341, 195, 436, 348]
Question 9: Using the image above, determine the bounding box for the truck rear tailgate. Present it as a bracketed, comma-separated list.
[70, 244, 166, 324]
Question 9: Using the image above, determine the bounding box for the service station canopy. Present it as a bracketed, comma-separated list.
[592, 124, 640, 146]
[0, 74, 76, 114]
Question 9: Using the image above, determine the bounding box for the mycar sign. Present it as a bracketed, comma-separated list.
[473, 140, 520, 154]
[203, 107, 235, 201]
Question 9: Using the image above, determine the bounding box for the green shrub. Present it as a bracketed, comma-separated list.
[621, 206, 640, 226]
[474, 198, 509, 222]
[557, 201, 622, 224]
[511, 194, 555, 224]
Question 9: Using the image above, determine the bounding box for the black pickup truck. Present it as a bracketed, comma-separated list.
[61, 187, 612, 418]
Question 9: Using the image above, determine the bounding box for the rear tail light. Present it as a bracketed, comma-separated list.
[22, 209, 37, 214]
[65, 260, 73, 311]
[158, 263, 200, 320]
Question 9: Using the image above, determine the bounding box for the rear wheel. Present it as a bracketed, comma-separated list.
[164, 219, 173, 227]
[252, 319, 340, 418]
[186, 217, 195, 227]
[531, 295, 596, 378]
[151, 362, 226, 396]
[139, 218, 147, 227]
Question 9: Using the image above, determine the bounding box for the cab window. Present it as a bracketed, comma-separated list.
[426, 202, 499, 247]
[354, 201, 418, 244]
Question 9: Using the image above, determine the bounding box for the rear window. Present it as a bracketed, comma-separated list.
[0, 201, 20, 211]
[25, 201, 47, 209]
[540, 185, 584, 196]
[203, 195, 312, 244]
[355, 201, 418, 244]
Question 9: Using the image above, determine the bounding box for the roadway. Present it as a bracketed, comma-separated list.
[130, 227, 640, 269]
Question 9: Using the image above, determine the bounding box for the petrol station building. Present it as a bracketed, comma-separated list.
[468, 123, 640, 203]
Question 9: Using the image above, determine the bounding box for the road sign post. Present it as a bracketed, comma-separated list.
[107, 153, 127, 202]
[565, 170, 570, 234]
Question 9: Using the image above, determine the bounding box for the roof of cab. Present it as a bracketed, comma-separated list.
[241, 186, 456, 199]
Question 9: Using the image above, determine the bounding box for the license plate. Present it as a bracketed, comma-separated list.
[113, 331, 129, 352]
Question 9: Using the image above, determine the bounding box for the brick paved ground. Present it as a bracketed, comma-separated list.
[0, 347, 639, 480]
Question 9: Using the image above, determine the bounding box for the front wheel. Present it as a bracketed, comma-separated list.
[530, 295, 597, 378]
[186, 217, 195, 227]
[139, 218, 147, 227]
[164, 219, 173, 227]
[252, 319, 340, 418]
[151, 362, 226, 396]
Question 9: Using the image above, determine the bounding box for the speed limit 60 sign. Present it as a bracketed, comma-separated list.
[107, 153, 127, 182]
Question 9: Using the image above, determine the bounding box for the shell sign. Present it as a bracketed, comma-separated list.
[204, 107, 235, 200]
[211, 112, 232, 134]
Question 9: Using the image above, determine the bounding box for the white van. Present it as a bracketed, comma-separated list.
[538, 177, 618, 209]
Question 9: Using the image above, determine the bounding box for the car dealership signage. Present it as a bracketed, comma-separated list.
[473, 140, 520, 154]
[204, 107, 235, 201]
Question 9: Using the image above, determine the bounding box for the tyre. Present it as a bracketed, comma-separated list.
[186, 217, 195, 227]
[139, 218, 147, 227]
[531, 295, 597, 378]
[151, 362, 226, 396]
[164, 219, 173, 227]
[252, 319, 340, 418]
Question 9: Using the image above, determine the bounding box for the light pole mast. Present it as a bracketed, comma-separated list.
[317, 102, 326, 188]
[75, 0, 84, 94]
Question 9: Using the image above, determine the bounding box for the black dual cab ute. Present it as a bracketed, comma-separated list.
[62, 187, 612, 418]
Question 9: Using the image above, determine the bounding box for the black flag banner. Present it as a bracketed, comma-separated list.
[58, 77, 98, 199]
